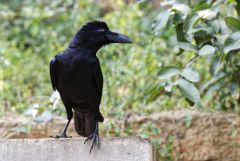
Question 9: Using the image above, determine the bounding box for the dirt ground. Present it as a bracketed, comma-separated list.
[1, 110, 240, 161]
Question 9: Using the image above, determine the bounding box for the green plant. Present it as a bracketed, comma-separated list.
[0, 0, 102, 115]
[151, 0, 240, 109]
[152, 136, 174, 161]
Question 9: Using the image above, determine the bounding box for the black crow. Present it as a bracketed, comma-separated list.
[49, 21, 132, 153]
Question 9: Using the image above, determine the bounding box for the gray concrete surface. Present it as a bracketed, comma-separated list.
[0, 137, 155, 161]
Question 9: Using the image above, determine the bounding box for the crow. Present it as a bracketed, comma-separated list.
[49, 21, 132, 153]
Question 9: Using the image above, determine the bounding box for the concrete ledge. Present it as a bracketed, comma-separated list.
[0, 137, 155, 161]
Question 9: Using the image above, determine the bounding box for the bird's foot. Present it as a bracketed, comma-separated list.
[84, 131, 100, 154]
[50, 133, 72, 139]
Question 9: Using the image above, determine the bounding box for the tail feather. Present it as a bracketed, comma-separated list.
[74, 112, 96, 137]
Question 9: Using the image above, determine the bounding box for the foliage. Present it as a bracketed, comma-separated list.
[151, 0, 240, 109]
[0, 0, 102, 116]
[0, 0, 182, 119]
[1, 0, 239, 159]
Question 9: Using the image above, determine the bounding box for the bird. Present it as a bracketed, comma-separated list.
[49, 21, 132, 153]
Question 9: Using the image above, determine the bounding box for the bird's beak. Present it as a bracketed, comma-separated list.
[106, 31, 132, 43]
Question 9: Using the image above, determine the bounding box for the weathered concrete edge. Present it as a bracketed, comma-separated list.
[0, 136, 152, 144]
[0, 137, 156, 161]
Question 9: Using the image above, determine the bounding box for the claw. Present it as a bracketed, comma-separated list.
[84, 121, 100, 154]
[97, 137, 100, 149]
[51, 119, 72, 139]
[84, 134, 93, 144]
[84, 133, 100, 154]
[50, 133, 72, 139]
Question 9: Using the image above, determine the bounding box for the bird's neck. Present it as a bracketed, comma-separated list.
[70, 45, 99, 56]
[69, 35, 103, 56]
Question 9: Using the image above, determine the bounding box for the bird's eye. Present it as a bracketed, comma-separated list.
[96, 29, 105, 32]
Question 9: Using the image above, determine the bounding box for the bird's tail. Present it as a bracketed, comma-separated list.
[74, 112, 95, 137]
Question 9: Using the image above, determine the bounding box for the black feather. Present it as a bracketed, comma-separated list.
[49, 56, 58, 90]
[80, 21, 109, 31]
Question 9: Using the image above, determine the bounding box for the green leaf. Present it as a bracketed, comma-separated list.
[198, 45, 216, 56]
[210, 56, 221, 76]
[194, 1, 209, 11]
[178, 42, 198, 52]
[236, 0, 240, 16]
[173, 12, 184, 25]
[177, 79, 200, 103]
[145, 85, 164, 104]
[181, 68, 200, 82]
[184, 14, 200, 34]
[152, 11, 170, 31]
[219, 20, 230, 35]
[184, 114, 192, 128]
[194, 30, 213, 47]
[225, 17, 240, 32]
[176, 23, 188, 42]
[212, 20, 220, 33]
[200, 72, 226, 95]
[215, 35, 228, 46]
[224, 32, 240, 54]
[158, 66, 181, 79]
[197, 9, 217, 20]
[171, 4, 190, 16]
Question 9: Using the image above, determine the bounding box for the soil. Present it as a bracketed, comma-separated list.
[1, 110, 240, 161]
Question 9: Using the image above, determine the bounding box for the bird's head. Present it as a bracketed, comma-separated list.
[69, 21, 132, 51]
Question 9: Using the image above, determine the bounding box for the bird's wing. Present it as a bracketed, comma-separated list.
[93, 59, 103, 102]
[49, 56, 58, 90]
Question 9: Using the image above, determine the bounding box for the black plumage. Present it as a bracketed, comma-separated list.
[49, 21, 132, 152]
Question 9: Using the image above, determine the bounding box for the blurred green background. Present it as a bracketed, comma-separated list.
[0, 0, 179, 118]
[1, 0, 240, 159]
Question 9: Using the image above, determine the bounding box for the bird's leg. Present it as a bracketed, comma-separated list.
[51, 119, 72, 138]
[52, 120, 72, 138]
[84, 121, 100, 154]
[51, 103, 73, 139]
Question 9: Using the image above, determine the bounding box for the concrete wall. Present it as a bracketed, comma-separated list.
[0, 137, 156, 161]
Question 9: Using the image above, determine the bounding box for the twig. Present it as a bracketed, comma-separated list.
[185, 55, 199, 68]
